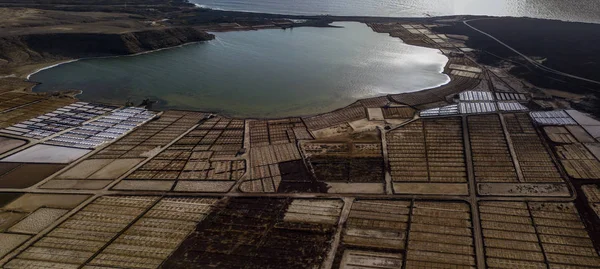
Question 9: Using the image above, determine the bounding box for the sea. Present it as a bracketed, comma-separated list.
[190, 0, 600, 24]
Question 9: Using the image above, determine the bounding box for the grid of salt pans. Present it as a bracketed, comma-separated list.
[459, 102, 497, 114]
[421, 101, 529, 117]
[0, 102, 116, 139]
[495, 92, 528, 101]
[45, 107, 156, 149]
[419, 104, 459, 117]
[530, 110, 577, 125]
[498, 101, 528, 112]
[459, 91, 494, 101]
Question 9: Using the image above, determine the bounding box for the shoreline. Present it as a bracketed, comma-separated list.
[26, 40, 211, 81]
[26, 60, 79, 80]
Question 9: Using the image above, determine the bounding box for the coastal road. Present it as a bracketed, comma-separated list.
[463, 18, 600, 86]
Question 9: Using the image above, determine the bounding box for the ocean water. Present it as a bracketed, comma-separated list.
[31, 22, 449, 118]
[190, 0, 600, 24]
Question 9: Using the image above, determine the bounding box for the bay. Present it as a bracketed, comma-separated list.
[31, 22, 449, 118]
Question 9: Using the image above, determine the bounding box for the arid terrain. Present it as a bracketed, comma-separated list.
[0, 1, 599, 269]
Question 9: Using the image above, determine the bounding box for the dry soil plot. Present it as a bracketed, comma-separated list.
[162, 198, 342, 269]
[469, 114, 571, 196]
[387, 118, 468, 195]
[387, 118, 466, 183]
[42, 158, 144, 190]
[304, 142, 383, 183]
[556, 144, 600, 179]
[1, 196, 220, 269]
[544, 126, 580, 144]
[544, 125, 600, 180]
[7, 208, 68, 234]
[249, 118, 312, 147]
[479, 201, 600, 268]
[0, 193, 89, 260]
[86, 197, 218, 269]
[582, 184, 600, 219]
[0, 92, 44, 113]
[468, 114, 518, 183]
[3, 196, 157, 268]
[240, 159, 325, 193]
[0, 96, 74, 130]
[359, 96, 393, 108]
[240, 141, 312, 193]
[303, 105, 367, 132]
[121, 117, 246, 192]
[297, 141, 385, 194]
[503, 113, 563, 183]
[381, 106, 416, 119]
[91, 111, 207, 159]
[334, 200, 476, 269]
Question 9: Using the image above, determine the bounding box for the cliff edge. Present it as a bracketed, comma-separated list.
[0, 27, 215, 76]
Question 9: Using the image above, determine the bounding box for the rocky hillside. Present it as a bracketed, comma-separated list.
[0, 27, 214, 75]
[0, 0, 194, 14]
